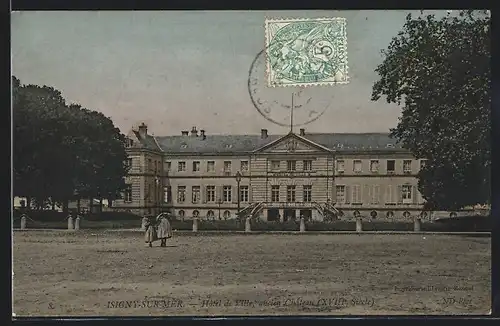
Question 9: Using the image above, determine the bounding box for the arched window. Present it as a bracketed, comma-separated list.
[207, 210, 215, 220]
[403, 211, 411, 218]
[420, 211, 428, 219]
[192, 210, 199, 218]
[223, 210, 231, 220]
[178, 210, 185, 219]
[370, 211, 378, 219]
[386, 211, 394, 219]
[353, 210, 361, 218]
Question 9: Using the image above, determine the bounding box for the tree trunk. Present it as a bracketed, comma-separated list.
[77, 198, 81, 214]
[26, 196, 31, 211]
[108, 198, 113, 208]
[89, 197, 93, 213]
[63, 199, 69, 213]
[51, 198, 56, 210]
[99, 198, 103, 213]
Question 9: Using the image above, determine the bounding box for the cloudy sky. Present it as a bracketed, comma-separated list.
[11, 10, 448, 136]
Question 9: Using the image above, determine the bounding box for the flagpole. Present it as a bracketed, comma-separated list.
[290, 93, 294, 133]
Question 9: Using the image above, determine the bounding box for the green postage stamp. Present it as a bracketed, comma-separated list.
[265, 17, 349, 87]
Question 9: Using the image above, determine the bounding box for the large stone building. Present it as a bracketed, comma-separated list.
[112, 123, 429, 221]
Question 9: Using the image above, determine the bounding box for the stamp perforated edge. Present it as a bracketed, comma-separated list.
[264, 17, 349, 88]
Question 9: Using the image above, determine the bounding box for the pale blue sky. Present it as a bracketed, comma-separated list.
[11, 10, 448, 136]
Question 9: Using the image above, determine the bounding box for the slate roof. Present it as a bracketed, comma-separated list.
[145, 132, 405, 154]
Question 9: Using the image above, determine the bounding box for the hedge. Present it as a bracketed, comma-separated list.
[12, 210, 142, 222]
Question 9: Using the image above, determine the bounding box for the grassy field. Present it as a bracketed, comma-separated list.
[12, 230, 491, 316]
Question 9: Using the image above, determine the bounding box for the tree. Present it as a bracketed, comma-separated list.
[371, 10, 490, 211]
[13, 76, 129, 212]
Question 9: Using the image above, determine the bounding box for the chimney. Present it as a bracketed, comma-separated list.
[191, 126, 198, 137]
[138, 122, 148, 138]
[200, 129, 206, 140]
[299, 128, 305, 136]
[261, 129, 268, 139]
[181, 130, 189, 136]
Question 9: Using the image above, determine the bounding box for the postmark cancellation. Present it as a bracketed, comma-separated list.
[265, 17, 349, 87]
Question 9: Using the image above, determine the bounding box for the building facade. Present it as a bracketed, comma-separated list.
[112, 123, 430, 221]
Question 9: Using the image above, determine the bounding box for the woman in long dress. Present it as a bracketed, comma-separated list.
[144, 216, 156, 247]
[156, 213, 173, 247]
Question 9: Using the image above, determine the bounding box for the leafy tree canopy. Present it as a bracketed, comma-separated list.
[372, 10, 490, 211]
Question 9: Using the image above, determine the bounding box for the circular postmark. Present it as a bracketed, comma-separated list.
[248, 46, 337, 128]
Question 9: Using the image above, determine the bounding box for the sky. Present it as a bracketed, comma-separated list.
[11, 10, 449, 136]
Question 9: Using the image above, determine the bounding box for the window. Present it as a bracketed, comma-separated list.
[303, 160, 312, 171]
[125, 158, 132, 169]
[271, 160, 280, 170]
[352, 184, 362, 204]
[154, 160, 157, 173]
[125, 138, 134, 147]
[353, 160, 362, 173]
[387, 160, 395, 174]
[402, 185, 412, 203]
[271, 185, 280, 202]
[163, 186, 171, 203]
[371, 185, 380, 204]
[165, 161, 171, 172]
[386, 185, 396, 204]
[223, 211, 231, 220]
[178, 161, 186, 172]
[207, 210, 215, 220]
[287, 185, 296, 202]
[206, 186, 215, 202]
[124, 184, 132, 202]
[223, 161, 232, 173]
[177, 186, 186, 203]
[223, 186, 232, 202]
[148, 184, 152, 202]
[192, 186, 200, 203]
[148, 159, 152, 171]
[178, 210, 185, 219]
[403, 160, 412, 173]
[303, 185, 312, 202]
[241, 160, 249, 172]
[207, 161, 215, 172]
[335, 185, 345, 203]
[193, 161, 200, 172]
[420, 159, 427, 170]
[287, 160, 296, 171]
[240, 186, 249, 202]
[337, 160, 345, 173]
[193, 210, 199, 218]
[370, 160, 379, 173]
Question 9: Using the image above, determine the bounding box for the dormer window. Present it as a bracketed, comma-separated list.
[386, 143, 394, 148]
[225, 144, 233, 149]
[181, 144, 187, 149]
[125, 138, 134, 147]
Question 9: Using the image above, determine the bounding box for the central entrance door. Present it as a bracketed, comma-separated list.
[299, 209, 312, 221]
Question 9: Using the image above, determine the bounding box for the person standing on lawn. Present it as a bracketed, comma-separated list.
[144, 215, 157, 247]
[156, 213, 173, 247]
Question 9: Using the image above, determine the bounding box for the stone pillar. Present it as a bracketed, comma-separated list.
[192, 218, 198, 232]
[299, 217, 306, 232]
[75, 216, 81, 231]
[414, 216, 421, 232]
[245, 217, 251, 232]
[20, 215, 26, 230]
[67, 215, 74, 230]
[141, 216, 148, 231]
[356, 218, 362, 232]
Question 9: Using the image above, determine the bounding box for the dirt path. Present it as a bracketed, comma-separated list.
[12, 231, 491, 316]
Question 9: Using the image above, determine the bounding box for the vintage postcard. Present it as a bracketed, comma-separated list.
[12, 10, 491, 317]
